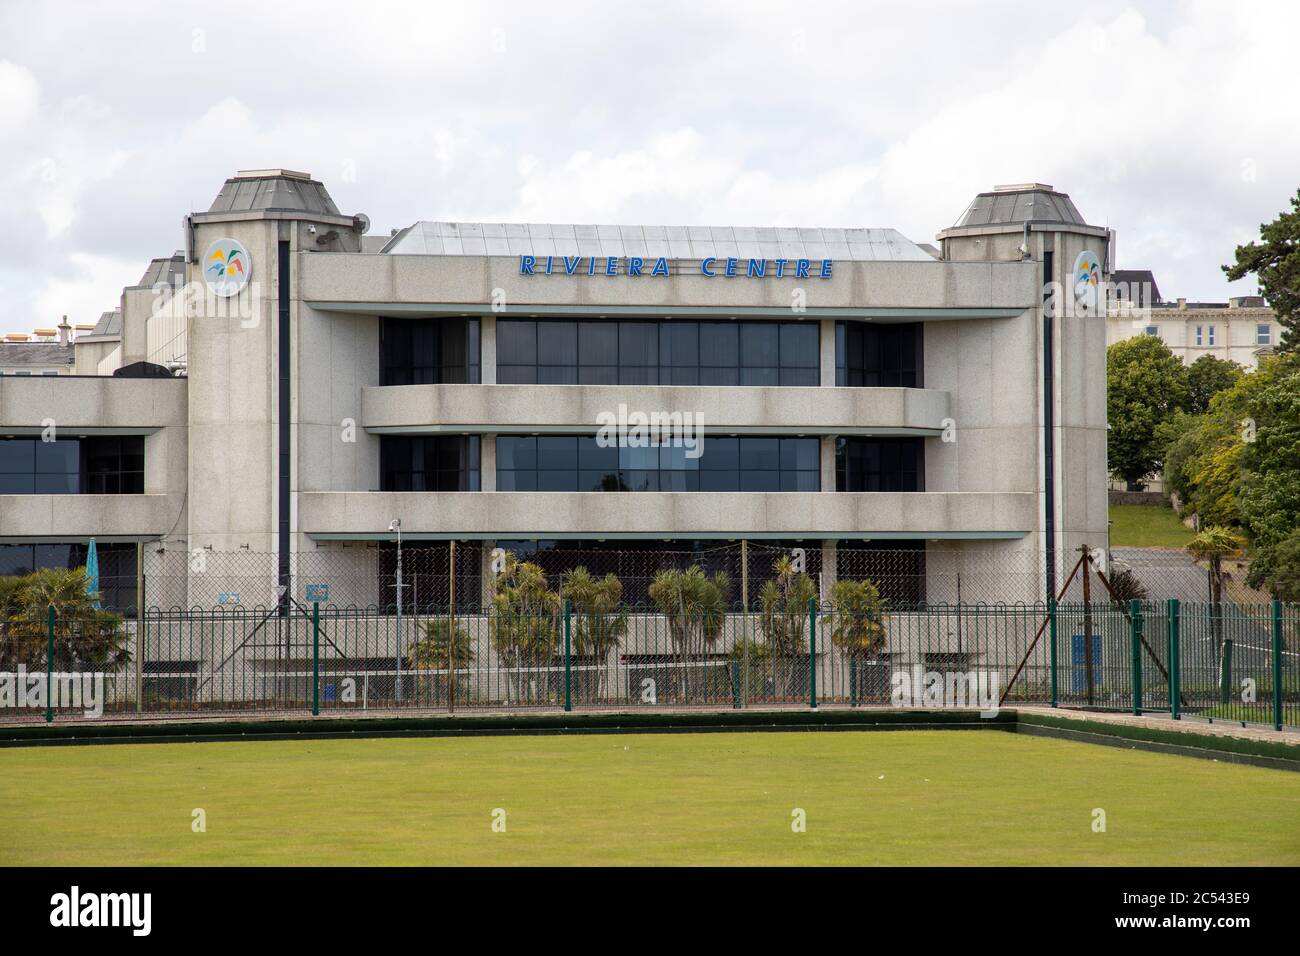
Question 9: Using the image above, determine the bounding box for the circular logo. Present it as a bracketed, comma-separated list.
[1072, 249, 1102, 311]
[202, 238, 252, 298]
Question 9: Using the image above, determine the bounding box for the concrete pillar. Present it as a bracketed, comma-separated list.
[479, 434, 496, 491]
[819, 540, 838, 601]
[819, 435, 837, 492]
[480, 314, 497, 384]
[819, 318, 836, 387]
[480, 539, 497, 611]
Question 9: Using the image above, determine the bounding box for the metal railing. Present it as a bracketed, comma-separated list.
[4, 598, 1296, 729]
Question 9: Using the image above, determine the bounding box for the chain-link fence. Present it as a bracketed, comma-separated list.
[3, 595, 1297, 729]
[117, 541, 1277, 618]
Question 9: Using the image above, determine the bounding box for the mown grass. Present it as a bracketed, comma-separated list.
[1109, 503, 1195, 548]
[2, 730, 1296, 866]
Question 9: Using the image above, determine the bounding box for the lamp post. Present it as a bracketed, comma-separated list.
[390, 519, 403, 703]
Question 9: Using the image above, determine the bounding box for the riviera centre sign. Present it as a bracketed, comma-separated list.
[520, 254, 833, 279]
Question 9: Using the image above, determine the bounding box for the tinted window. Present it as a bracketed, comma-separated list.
[492, 319, 819, 387]
[379, 436, 480, 491]
[835, 437, 924, 491]
[497, 434, 819, 493]
[380, 317, 480, 385]
[836, 321, 922, 388]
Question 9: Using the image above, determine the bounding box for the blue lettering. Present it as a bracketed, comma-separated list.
[520, 255, 536, 274]
[701, 257, 717, 277]
[564, 256, 581, 275]
[606, 256, 619, 275]
[545, 255, 554, 275]
[774, 258, 787, 277]
[628, 256, 644, 276]
[820, 259, 833, 278]
[747, 258, 766, 277]
[588, 257, 597, 275]
[652, 257, 669, 276]
[725, 257, 738, 277]
[795, 259, 810, 278]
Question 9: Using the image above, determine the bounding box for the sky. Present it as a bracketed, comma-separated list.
[1, 0, 1297, 334]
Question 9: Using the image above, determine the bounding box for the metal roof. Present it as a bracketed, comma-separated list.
[207, 170, 340, 217]
[91, 309, 121, 336]
[381, 222, 933, 261]
[954, 186, 1086, 228]
[134, 253, 185, 289]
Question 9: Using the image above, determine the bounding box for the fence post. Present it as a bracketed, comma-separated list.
[808, 597, 817, 710]
[46, 605, 54, 724]
[1048, 598, 1058, 708]
[1219, 637, 1234, 706]
[850, 656, 858, 708]
[563, 598, 572, 713]
[1273, 599, 1284, 731]
[311, 601, 320, 717]
[1168, 599, 1181, 720]
[1130, 599, 1142, 716]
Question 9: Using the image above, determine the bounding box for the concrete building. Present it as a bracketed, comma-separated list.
[0, 171, 1111, 612]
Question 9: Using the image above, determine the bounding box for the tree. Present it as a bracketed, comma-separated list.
[1185, 354, 1243, 414]
[1105, 567, 1149, 606]
[407, 618, 474, 703]
[0, 567, 128, 672]
[648, 565, 729, 701]
[1237, 354, 1300, 550]
[822, 578, 888, 657]
[1247, 527, 1300, 601]
[1187, 526, 1244, 669]
[1223, 189, 1300, 353]
[756, 556, 818, 697]
[560, 566, 627, 699]
[1107, 336, 1189, 488]
[490, 554, 561, 703]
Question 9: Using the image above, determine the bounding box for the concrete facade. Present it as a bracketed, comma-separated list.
[0, 171, 1112, 608]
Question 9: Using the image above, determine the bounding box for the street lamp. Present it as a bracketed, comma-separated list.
[390, 519, 403, 702]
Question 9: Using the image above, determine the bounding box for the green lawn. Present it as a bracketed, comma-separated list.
[2, 731, 1296, 866]
[1108, 503, 1195, 548]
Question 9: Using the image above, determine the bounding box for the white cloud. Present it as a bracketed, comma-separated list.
[0, 0, 1298, 333]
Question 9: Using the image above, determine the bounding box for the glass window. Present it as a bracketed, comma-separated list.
[1208, 325, 1216, 345]
[379, 436, 480, 491]
[1144, 325, 1160, 337]
[837, 322, 921, 387]
[380, 317, 480, 385]
[496, 434, 818, 492]
[492, 319, 822, 388]
[836, 437, 924, 492]
[0, 542, 138, 615]
[1195, 326, 1203, 346]
[1257, 324, 1272, 345]
[497, 320, 537, 366]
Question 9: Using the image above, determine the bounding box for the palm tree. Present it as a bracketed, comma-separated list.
[0, 567, 128, 672]
[822, 578, 887, 657]
[560, 567, 627, 701]
[407, 619, 474, 705]
[648, 565, 729, 702]
[757, 556, 817, 698]
[1186, 526, 1244, 686]
[490, 555, 561, 703]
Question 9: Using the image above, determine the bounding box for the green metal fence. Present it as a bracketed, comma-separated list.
[2, 599, 1297, 729]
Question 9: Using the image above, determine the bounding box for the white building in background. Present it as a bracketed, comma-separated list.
[0, 172, 1111, 611]
[1106, 269, 1281, 370]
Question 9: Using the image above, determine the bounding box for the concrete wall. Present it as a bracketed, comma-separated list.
[299, 489, 1034, 539]
[361, 383, 950, 435]
[299, 252, 1038, 311]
